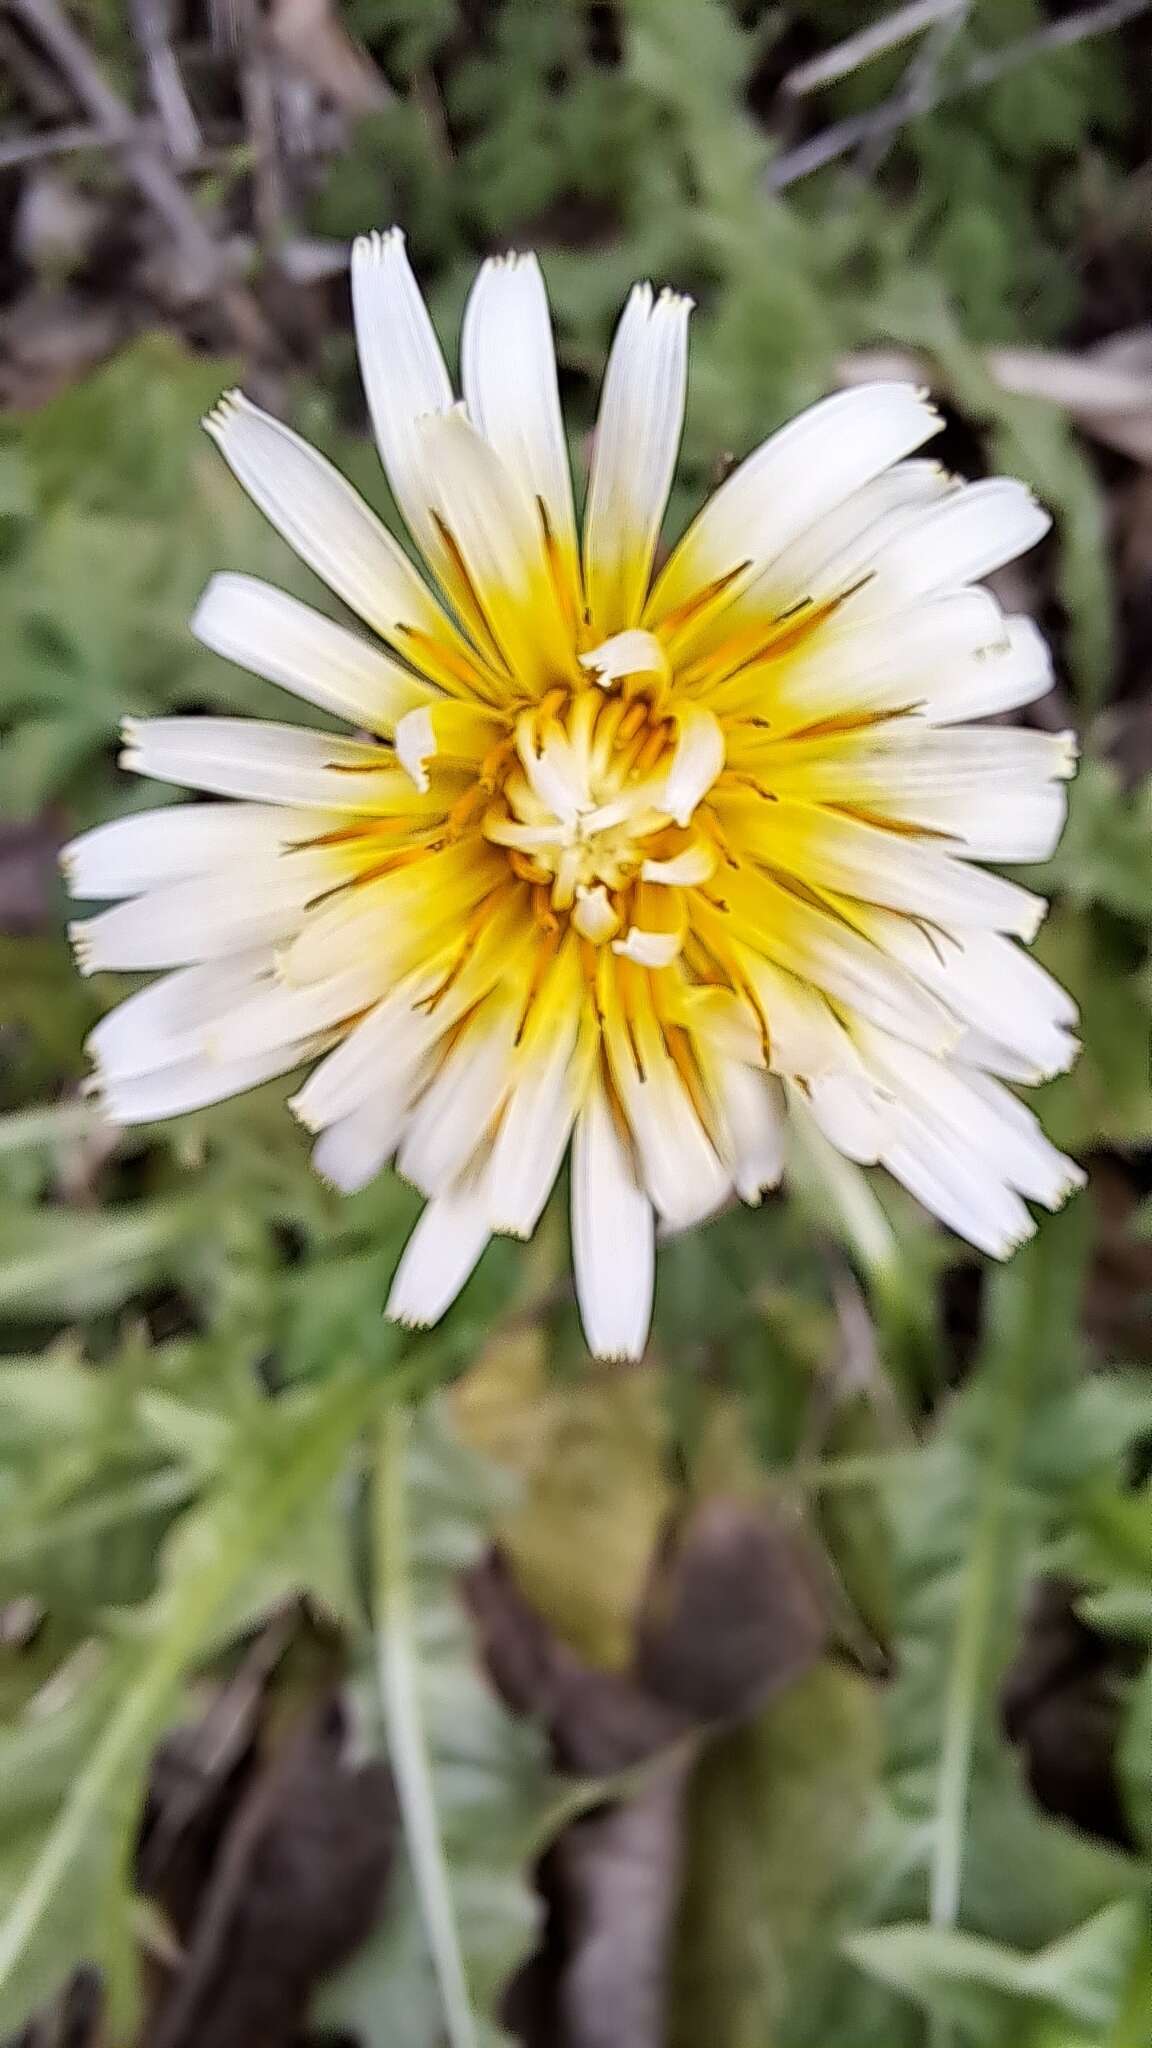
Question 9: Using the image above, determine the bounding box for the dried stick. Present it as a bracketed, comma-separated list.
[782, 0, 967, 98]
[235, 0, 288, 251]
[4, 0, 275, 354]
[129, 0, 202, 165]
[766, 0, 1152, 192]
[0, 118, 107, 167]
[855, 0, 970, 178]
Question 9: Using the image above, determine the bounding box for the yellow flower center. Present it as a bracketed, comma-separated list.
[481, 681, 699, 945]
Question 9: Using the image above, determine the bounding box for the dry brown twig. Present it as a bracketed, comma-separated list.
[235, 0, 289, 251]
[782, 0, 969, 98]
[767, 0, 1152, 191]
[840, 333, 1152, 464]
[268, 0, 391, 117]
[128, 0, 201, 165]
[3, 0, 277, 354]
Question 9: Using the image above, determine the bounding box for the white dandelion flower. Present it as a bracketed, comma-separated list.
[65, 228, 1084, 1360]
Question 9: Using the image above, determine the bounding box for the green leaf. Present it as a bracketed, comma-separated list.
[317, 1402, 571, 2048]
[800, 1210, 1140, 2046]
[1040, 761, 1152, 923]
[0, 1339, 441, 2037]
[1030, 906, 1152, 1152]
[1118, 1658, 1152, 1856]
[0, 1200, 197, 1319]
[670, 1661, 881, 2048]
[0, 1103, 107, 1156]
[847, 1901, 1148, 2043]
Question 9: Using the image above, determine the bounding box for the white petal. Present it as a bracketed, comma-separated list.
[729, 885, 957, 1054]
[741, 589, 1008, 732]
[580, 629, 670, 688]
[878, 773, 1070, 864]
[749, 459, 954, 616]
[732, 798, 1045, 939]
[880, 1110, 1037, 1259]
[678, 984, 765, 1066]
[736, 948, 869, 1082]
[397, 1005, 518, 1196]
[350, 228, 454, 569]
[460, 251, 578, 591]
[121, 716, 416, 812]
[395, 698, 504, 792]
[806, 1071, 884, 1164]
[950, 1029, 1051, 1086]
[71, 867, 313, 973]
[62, 803, 317, 901]
[290, 978, 440, 1129]
[386, 1185, 491, 1328]
[754, 726, 1075, 863]
[205, 962, 386, 1063]
[704, 1059, 785, 1202]
[487, 1006, 587, 1238]
[860, 915, 1078, 1082]
[418, 408, 577, 691]
[603, 994, 730, 1229]
[571, 1082, 654, 1361]
[312, 1088, 410, 1193]
[648, 383, 941, 646]
[640, 839, 717, 886]
[730, 594, 1052, 736]
[927, 614, 1055, 726]
[963, 1070, 1086, 1200]
[583, 284, 692, 635]
[280, 837, 508, 990]
[572, 885, 621, 944]
[192, 575, 436, 734]
[859, 1030, 1083, 1211]
[86, 955, 271, 1080]
[611, 927, 682, 968]
[837, 478, 1050, 615]
[664, 704, 725, 825]
[203, 390, 460, 668]
[395, 706, 434, 792]
[97, 1039, 319, 1124]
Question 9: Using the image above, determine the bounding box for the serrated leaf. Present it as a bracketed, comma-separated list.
[1031, 907, 1152, 1152]
[0, 1200, 198, 1319]
[0, 1337, 440, 2037]
[791, 1210, 1141, 2046]
[1039, 761, 1152, 923]
[847, 1901, 1147, 2043]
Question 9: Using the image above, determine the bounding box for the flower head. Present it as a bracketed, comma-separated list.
[66, 229, 1083, 1359]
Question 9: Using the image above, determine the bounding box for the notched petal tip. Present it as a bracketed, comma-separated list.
[395, 705, 434, 793]
[386, 1308, 431, 1332]
[351, 225, 406, 267]
[201, 387, 249, 439]
[67, 922, 97, 976]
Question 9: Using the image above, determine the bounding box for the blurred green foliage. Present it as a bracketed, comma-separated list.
[2, 0, 1152, 2043]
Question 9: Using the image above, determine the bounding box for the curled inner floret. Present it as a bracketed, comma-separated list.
[476, 679, 718, 959]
